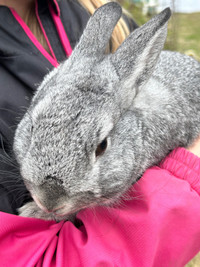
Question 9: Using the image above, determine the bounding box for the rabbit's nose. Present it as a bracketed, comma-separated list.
[32, 195, 49, 213]
[32, 195, 65, 213]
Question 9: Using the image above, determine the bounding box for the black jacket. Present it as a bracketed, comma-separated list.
[0, 0, 138, 214]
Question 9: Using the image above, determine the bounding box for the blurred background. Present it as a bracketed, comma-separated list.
[118, 0, 200, 266]
[119, 0, 200, 61]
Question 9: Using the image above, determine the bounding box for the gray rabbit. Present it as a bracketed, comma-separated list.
[14, 3, 200, 221]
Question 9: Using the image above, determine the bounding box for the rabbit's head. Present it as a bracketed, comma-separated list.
[14, 3, 171, 217]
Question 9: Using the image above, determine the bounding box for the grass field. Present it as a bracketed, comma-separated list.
[119, 0, 200, 61]
[165, 12, 200, 61]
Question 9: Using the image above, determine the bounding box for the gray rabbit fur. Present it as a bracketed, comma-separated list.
[14, 3, 200, 221]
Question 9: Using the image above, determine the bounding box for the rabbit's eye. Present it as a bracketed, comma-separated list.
[31, 125, 34, 134]
[95, 138, 107, 157]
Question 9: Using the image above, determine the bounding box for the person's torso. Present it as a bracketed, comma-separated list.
[0, 0, 89, 145]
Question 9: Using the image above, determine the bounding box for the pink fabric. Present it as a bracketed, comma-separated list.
[0, 147, 200, 267]
[49, 1, 72, 57]
[10, 8, 59, 68]
[35, 0, 57, 63]
[52, 0, 61, 16]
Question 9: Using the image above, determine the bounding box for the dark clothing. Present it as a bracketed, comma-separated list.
[0, 0, 138, 214]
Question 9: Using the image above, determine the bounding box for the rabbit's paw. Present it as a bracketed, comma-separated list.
[18, 201, 56, 221]
[18, 201, 75, 222]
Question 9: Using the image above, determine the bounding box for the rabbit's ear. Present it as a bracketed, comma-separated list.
[72, 2, 122, 58]
[111, 8, 171, 102]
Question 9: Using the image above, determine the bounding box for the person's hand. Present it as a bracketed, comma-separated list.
[187, 136, 200, 157]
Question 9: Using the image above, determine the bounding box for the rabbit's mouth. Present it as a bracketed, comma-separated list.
[32, 194, 85, 217]
[32, 195, 66, 214]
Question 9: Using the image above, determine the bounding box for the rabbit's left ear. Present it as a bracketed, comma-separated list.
[111, 8, 171, 103]
[72, 2, 122, 59]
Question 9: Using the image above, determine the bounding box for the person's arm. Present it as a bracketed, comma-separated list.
[0, 147, 200, 267]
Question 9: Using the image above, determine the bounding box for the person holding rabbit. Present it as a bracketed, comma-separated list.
[0, 0, 200, 266]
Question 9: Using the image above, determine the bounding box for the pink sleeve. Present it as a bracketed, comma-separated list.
[0, 147, 200, 267]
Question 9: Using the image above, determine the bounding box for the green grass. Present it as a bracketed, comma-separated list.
[166, 12, 200, 61]
[119, 0, 149, 25]
[119, 0, 200, 61]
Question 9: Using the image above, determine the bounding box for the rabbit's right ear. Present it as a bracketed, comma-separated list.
[71, 2, 122, 58]
[111, 8, 171, 108]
